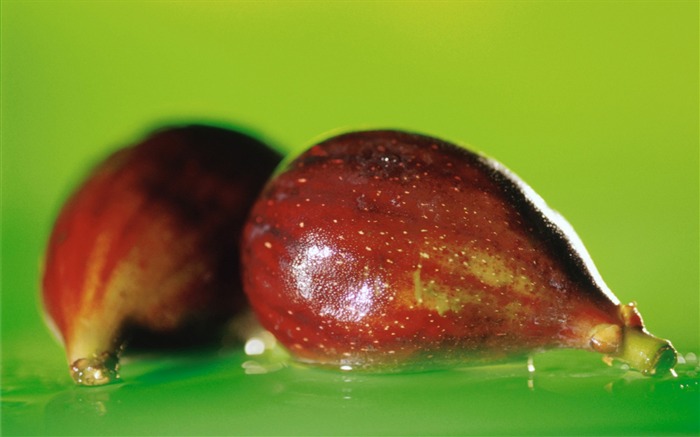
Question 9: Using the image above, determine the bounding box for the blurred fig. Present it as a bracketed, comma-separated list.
[242, 130, 676, 375]
[42, 124, 281, 385]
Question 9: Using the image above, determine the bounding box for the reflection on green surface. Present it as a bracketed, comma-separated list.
[2, 331, 699, 436]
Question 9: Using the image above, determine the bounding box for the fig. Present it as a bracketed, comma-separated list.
[241, 130, 676, 375]
[42, 124, 281, 385]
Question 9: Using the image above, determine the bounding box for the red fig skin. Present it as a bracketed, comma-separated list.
[242, 130, 676, 375]
[42, 125, 281, 385]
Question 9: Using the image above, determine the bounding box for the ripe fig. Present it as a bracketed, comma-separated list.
[241, 130, 676, 376]
[42, 124, 281, 385]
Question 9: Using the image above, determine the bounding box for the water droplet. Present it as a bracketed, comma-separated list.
[527, 356, 536, 373]
[245, 338, 266, 356]
[70, 352, 119, 386]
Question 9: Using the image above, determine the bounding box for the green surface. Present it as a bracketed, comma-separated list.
[3, 338, 700, 436]
[2, 1, 698, 435]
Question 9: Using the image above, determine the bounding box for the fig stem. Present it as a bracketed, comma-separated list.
[614, 327, 677, 376]
[69, 352, 120, 386]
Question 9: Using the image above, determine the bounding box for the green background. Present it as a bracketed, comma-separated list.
[2, 1, 698, 435]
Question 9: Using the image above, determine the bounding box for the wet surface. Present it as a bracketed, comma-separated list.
[2, 333, 698, 436]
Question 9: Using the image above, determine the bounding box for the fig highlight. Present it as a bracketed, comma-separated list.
[42, 124, 281, 385]
[241, 130, 676, 376]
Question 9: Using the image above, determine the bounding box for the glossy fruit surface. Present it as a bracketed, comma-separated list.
[42, 124, 281, 385]
[242, 130, 676, 375]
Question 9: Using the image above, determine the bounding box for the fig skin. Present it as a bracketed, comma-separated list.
[42, 124, 282, 385]
[241, 130, 676, 375]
